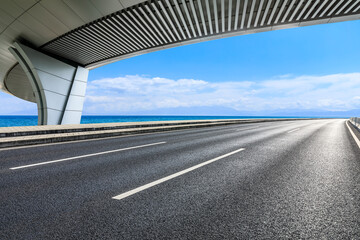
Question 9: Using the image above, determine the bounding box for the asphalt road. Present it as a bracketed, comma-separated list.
[0, 119, 359, 239]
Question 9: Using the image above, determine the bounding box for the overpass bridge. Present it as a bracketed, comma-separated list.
[1, 0, 360, 125]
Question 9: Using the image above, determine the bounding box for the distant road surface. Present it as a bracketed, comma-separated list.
[0, 119, 359, 239]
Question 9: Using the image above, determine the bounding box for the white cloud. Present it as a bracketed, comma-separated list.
[83, 73, 360, 114]
[2, 73, 360, 116]
[0, 92, 37, 115]
[88, 75, 209, 95]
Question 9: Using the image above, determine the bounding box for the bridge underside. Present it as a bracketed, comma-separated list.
[2, 0, 360, 125]
[42, 0, 360, 68]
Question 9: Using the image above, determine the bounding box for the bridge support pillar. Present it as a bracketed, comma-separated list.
[9, 42, 88, 125]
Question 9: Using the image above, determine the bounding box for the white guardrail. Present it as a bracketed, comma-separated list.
[350, 117, 360, 129]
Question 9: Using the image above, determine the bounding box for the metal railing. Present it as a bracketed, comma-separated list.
[350, 117, 360, 129]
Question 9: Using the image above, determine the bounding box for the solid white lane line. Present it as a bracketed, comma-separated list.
[236, 127, 260, 131]
[112, 148, 245, 200]
[288, 128, 300, 133]
[346, 121, 360, 149]
[10, 142, 166, 170]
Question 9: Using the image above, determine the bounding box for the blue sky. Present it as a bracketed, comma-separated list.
[1, 19, 360, 116]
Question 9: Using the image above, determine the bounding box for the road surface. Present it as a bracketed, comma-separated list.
[0, 119, 359, 239]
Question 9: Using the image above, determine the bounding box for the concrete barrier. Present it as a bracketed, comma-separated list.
[0, 118, 317, 148]
[350, 117, 360, 130]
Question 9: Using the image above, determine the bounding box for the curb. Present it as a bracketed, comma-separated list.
[0, 118, 317, 148]
[0, 119, 242, 138]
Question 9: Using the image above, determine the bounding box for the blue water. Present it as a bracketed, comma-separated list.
[0, 115, 306, 128]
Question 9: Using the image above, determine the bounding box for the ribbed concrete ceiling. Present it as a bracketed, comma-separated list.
[0, 0, 144, 91]
[40, 0, 360, 69]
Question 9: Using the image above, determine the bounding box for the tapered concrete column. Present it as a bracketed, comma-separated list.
[9, 42, 88, 125]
